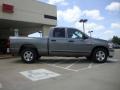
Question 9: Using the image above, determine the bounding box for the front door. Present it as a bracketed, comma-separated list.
[66, 28, 91, 56]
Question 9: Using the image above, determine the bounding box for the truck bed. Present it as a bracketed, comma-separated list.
[10, 37, 49, 55]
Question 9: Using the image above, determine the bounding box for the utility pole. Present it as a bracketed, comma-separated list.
[88, 30, 93, 37]
[79, 19, 88, 33]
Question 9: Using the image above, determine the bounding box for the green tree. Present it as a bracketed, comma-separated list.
[112, 36, 120, 45]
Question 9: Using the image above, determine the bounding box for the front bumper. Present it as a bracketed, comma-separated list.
[109, 49, 114, 58]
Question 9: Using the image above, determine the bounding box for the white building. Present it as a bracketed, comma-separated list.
[0, 0, 57, 53]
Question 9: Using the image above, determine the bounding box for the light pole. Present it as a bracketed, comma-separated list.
[88, 30, 93, 37]
[79, 19, 88, 33]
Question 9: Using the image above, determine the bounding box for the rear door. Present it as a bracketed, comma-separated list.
[49, 28, 68, 56]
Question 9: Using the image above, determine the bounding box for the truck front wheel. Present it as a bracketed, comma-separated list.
[92, 48, 108, 63]
[21, 48, 37, 63]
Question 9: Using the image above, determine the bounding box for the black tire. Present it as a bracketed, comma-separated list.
[21, 48, 38, 63]
[92, 48, 108, 63]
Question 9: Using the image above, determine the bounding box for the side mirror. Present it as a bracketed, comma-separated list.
[82, 34, 88, 39]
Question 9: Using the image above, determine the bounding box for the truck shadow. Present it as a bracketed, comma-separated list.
[38, 59, 117, 64]
[13, 58, 92, 64]
[12, 57, 117, 64]
[37, 58, 92, 64]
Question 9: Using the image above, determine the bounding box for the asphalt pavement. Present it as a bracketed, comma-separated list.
[0, 49, 120, 90]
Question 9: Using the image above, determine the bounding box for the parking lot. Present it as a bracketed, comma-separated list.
[0, 49, 120, 90]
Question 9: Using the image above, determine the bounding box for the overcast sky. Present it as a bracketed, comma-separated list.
[32, 0, 120, 40]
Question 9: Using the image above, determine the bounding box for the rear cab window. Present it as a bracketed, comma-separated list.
[53, 28, 65, 38]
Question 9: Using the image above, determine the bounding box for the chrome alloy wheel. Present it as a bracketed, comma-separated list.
[23, 51, 34, 61]
[96, 51, 105, 61]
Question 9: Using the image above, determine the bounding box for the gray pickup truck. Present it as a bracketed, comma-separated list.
[10, 27, 114, 63]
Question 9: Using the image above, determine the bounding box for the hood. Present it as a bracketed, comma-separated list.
[88, 37, 108, 45]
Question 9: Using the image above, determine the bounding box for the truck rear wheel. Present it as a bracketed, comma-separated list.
[21, 48, 37, 63]
[92, 48, 108, 63]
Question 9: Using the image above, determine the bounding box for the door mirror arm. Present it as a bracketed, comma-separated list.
[82, 34, 88, 39]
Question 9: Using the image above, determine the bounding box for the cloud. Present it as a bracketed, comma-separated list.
[111, 23, 120, 29]
[48, 0, 64, 4]
[102, 30, 114, 40]
[93, 30, 115, 40]
[104, 30, 114, 34]
[57, 6, 104, 23]
[37, 0, 68, 5]
[105, 2, 120, 11]
[47, 0, 68, 5]
[74, 22, 105, 33]
[57, 6, 81, 23]
[83, 10, 104, 20]
[60, 2, 68, 6]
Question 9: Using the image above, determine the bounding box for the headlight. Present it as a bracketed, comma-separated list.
[108, 43, 113, 49]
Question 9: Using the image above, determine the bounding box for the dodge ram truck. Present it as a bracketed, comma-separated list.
[10, 27, 114, 63]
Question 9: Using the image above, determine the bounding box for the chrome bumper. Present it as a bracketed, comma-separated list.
[109, 49, 114, 58]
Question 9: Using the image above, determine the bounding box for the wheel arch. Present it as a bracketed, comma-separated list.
[19, 44, 38, 55]
[91, 46, 109, 56]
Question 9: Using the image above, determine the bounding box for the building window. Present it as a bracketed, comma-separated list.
[44, 15, 57, 20]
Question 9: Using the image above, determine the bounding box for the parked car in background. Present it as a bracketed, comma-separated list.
[113, 44, 120, 49]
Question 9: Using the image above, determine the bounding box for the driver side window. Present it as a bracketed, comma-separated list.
[67, 28, 83, 39]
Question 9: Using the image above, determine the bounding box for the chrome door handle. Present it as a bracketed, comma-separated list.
[51, 39, 56, 42]
[68, 40, 74, 42]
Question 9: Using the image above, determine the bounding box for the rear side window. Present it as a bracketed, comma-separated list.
[53, 28, 65, 38]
